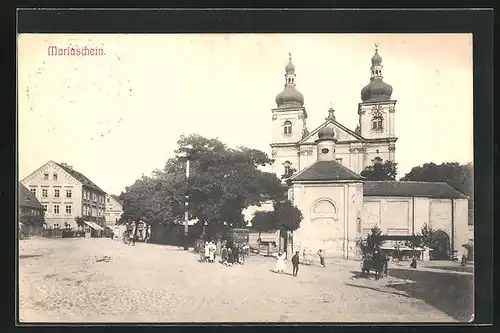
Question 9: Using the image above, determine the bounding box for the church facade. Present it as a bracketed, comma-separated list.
[267, 47, 470, 260]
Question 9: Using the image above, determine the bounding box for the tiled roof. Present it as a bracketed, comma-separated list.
[18, 183, 45, 210]
[56, 163, 106, 194]
[363, 181, 468, 199]
[291, 160, 364, 182]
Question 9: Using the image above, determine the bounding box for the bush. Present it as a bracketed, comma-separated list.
[357, 226, 385, 260]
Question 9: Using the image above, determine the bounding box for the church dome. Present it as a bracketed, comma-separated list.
[361, 79, 393, 102]
[361, 45, 393, 102]
[318, 125, 335, 140]
[276, 86, 304, 107]
[275, 52, 304, 108]
[285, 59, 295, 73]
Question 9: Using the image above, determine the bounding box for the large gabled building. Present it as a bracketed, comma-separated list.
[20, 161, 107, 230]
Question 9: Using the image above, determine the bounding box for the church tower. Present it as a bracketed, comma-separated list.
[270, 53, 307, 178]
[358, 44, 397, 162]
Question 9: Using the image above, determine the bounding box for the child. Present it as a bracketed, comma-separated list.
[292, 251, 300, 276]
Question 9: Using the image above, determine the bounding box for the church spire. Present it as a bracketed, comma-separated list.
[275, 52, 304, 108]
[284, 52, 296, 86]
[360, 43, 393, 102]
[370, 43, 383, 79]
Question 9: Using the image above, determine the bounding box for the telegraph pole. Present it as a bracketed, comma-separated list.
[184, 157, 190, 250]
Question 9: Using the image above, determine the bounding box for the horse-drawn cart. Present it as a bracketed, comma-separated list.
[361, 253, 389, 279]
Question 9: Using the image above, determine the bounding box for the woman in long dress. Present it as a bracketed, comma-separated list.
[204, 241, 210, 263]
[208, 241, 216, 263]
[275, 252, 286, 274]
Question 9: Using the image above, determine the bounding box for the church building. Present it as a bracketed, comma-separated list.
[268, 46, 470, 260]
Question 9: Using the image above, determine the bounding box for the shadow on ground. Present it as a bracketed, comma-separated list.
[387, 268, 473, 322]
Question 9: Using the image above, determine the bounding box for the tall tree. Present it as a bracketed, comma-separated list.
[120, 134, 286, 235]
[360, 159, 398, 180]
[400, 162, 473, 223]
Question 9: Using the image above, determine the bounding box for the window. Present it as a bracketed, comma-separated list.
[42, 189, 48, 197]
[65, 205, 72, 214]
[30, 188, 36, 196]
[53, 173, 58, 180]
[107, 197, 110, 203]
[53, 223, 60, 229]
[54, 189, 60, 197]
[371, 116, 383, 131]
[66, 189, 72, 198]
[43, 204, 48, 210]
[44, 173, 49, 180]
[321, 148, 330, 154]
[53, 204, 60, 214]
[283, 121, 292, 135]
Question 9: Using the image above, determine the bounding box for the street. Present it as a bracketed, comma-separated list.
[18, 237, 472, 323]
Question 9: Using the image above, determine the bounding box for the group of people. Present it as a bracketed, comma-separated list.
[199, 240, 250, 266]
[201, 240, 218, 263]
[274, 249, 326, 277]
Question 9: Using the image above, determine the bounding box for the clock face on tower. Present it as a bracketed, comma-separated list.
[321, 148, 329, 154]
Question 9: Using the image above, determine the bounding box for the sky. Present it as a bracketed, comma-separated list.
[18, 34, 473, 195]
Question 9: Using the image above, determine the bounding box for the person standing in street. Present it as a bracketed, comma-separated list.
[317, 249, 325, 267]
[233, 243, 240, 264]
[221, 244, 228, 265]
[292, 251, 300, 277]
[275, 252, 286, 274]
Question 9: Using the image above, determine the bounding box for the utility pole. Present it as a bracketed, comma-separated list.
[184, 157, 190, 250]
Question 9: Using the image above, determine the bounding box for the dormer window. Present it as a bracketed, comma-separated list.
[284, 121, 292, 135]
[371, 116, 383, 131]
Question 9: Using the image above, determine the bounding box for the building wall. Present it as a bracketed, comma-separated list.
[362, 196, 412, 236]
[358, 101, 396, 140]
[105, 195, 124, 227]
[453, 198, 470, 249]
[272, 146, 300, 177]
[271, 107, 306, 145]
[82, 188, 106, 222]
[362, 195, 469, 253]
[21, 161, 83, 229]
[291, 182, 363, 259]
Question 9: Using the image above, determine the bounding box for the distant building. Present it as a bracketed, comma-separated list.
[105, 194, 124, 227]
[18, 182, 46, 236]
[21, 161, 107, 230]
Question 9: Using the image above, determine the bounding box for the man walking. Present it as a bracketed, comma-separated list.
[292, 251, 300, 277]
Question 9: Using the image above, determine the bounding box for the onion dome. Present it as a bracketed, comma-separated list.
[318, 124, 335, 140]
[275, 52, 305, 108]
[276, 87, 304, 107]
[371, 50, 383, 66]
[360, 43, 393, 103]
[361, 80, 393, 102]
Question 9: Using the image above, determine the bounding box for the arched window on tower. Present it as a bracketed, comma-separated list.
[371, 116, 383, 131]
[284, 121, 292, 135]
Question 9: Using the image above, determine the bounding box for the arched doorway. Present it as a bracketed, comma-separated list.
[431, 229, 450, 260]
